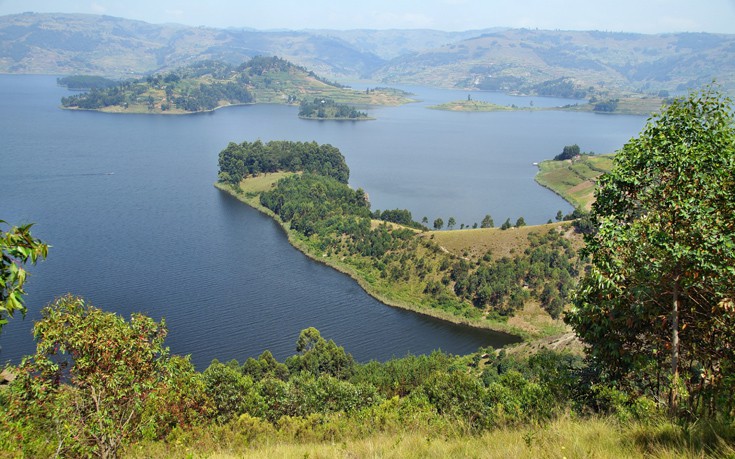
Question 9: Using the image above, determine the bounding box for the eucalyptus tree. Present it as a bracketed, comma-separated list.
[567, 87, 735, 416]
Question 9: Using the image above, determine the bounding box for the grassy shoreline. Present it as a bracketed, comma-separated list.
[534, 154, 614, 211]
[215, 179, 540, 340]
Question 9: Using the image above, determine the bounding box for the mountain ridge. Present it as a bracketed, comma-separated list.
[2, 12, 734, 94]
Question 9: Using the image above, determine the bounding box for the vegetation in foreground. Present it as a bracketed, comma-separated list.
[59, 56, 413, 115]
[2, 296, 733, 458]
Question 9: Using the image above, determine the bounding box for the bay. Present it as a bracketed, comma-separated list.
[0, 75, 646, 368]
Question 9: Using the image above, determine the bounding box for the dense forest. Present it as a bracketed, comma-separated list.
[218, 140, 350, 184]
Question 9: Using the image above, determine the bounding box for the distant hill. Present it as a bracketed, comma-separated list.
[2, 13, 734, 95]
[0, 13, 386, 78]
[373, 29, 735, 94]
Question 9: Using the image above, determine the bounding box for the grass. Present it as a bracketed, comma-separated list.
[427, 222, 579, 261]
[125, 415, 735, 458]
[535, 154, 615, 210]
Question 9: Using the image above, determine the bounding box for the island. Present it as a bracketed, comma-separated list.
[59, 56, 414, 115]
[298, 97, 371, 120]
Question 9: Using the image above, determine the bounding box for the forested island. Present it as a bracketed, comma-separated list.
[59, 56, 413, 115]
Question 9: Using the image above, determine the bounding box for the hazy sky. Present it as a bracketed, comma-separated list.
[1, 0, 734, 33]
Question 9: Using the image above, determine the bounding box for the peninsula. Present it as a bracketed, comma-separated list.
[216, 140, 586, 341]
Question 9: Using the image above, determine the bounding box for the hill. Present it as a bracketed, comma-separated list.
[2, 13, 734, 96]
[0, 13, 386, 78]
[59, 57, 412, 114]
[373, 29, 735, 95]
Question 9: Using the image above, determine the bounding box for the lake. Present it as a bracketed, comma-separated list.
[0, 75, 647, 368]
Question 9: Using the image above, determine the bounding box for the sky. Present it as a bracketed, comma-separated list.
[0, 0, 734, 34]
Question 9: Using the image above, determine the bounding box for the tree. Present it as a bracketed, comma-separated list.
[421, 216, 429, 225]
[433, 218, 444, 230]
[481, 214, 494, 228]
[447, 217, 456, 229]
[566, 87, 735, 417]
[515, 217, 526, 228]
[554, 144, 581, 161]
[555, 210, 564, 222]
[0, 220, 49, 334]
[500, 218, 512, 230]
[9, 295, 207, 458]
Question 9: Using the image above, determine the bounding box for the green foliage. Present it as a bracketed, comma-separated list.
[593, 98, 619, 112]
[373, 208, 426, 230]
[481, 214, 494, 228]
[57, 75, 118, 90]
[218, 140, 350, 185]
[5, 295, 207, 458]
[567, 86, 735, 418]
[288, 327, 356, 379]
[203, 360, 255, 424]
[0, 220, 48, 333]
[554, 144, 581, 161]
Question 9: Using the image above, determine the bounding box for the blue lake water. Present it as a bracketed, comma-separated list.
[0, 75, 647, 368]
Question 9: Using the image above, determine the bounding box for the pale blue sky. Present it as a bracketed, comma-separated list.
[1, 0, 734, 33]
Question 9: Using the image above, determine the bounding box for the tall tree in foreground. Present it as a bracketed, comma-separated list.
[567, 87, 735, 417]
[0, 220, 48, 333]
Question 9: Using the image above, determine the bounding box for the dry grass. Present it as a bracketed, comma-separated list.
[126, 415, 731, 459]
[238, 171, 294, 193]
[428, 222, 577, 261]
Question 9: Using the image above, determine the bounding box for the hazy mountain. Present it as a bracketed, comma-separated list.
[2, 13, 733, 94]
[373, 29, 735, 93]
[0, 13, 387, 78]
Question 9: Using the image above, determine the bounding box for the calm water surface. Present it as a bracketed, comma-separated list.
[0, 75, 647, 368]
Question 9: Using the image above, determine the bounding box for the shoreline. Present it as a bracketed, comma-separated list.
[214, 182, 527, 341]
